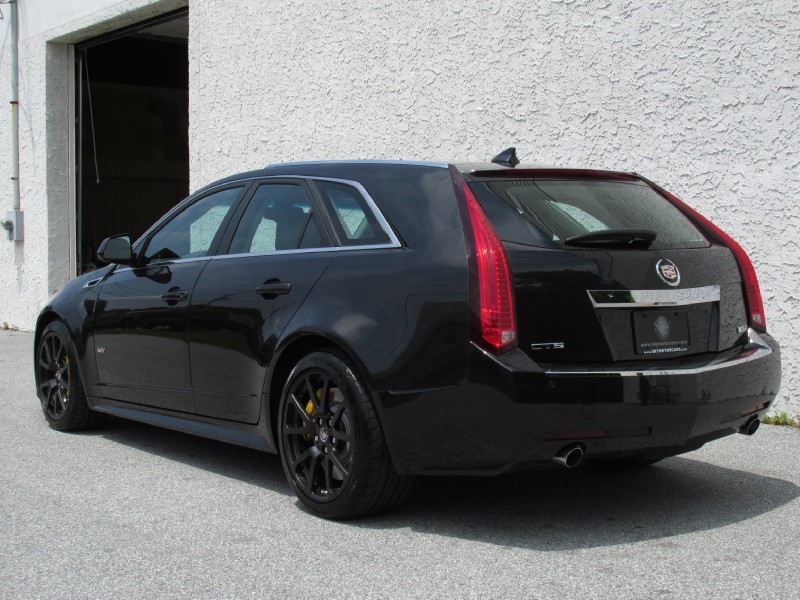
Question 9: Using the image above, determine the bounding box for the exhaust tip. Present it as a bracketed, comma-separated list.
[739, 417, 760, 436]
[553, 443, 584, 469]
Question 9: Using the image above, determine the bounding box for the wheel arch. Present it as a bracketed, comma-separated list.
[264, 330, 378, 448]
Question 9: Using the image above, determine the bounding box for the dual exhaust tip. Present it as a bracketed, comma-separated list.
[554, 418, 759, 468]
[553, 443, 584, 469]
[739, 417, 760, 436]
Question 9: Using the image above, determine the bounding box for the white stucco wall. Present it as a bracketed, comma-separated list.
[0, 0, 185, 329]
[189, 0, 800, 416]
[0, 0, 797, 415]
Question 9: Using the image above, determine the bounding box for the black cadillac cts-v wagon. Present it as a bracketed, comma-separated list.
[35, 149, 781, 518]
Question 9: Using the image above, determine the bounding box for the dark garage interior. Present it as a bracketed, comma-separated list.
[76, 11, 189, 274]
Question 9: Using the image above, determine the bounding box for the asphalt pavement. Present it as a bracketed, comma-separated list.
[1, 330, 798, 599]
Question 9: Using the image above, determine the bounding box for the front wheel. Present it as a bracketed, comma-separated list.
[277, 351, 410, 519]
[35, 320, 100, 431]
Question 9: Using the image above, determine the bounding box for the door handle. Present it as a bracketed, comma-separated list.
[161, 288, 189, 301]
[256, 282, 292, 298]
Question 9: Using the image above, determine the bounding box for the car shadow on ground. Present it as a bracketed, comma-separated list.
[92, 416, 292, 496]
[91, 417, 798, 551]
[362, 459, 798, 551]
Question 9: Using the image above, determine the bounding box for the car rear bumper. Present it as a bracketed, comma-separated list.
[379, 329, 781, 475]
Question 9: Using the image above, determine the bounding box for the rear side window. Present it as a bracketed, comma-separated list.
[470, 179, 709, 250]
[229, 183, 328, 254]
[313, 180, 391, 246]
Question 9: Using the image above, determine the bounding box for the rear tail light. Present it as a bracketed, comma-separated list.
[452, 168, 517, 353]
[647, 180, 767, 331]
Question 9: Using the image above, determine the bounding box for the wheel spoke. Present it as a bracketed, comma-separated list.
[331, 428, 351, 443]
[323, 455, 333, 492]
[317, 376, 331, 414]
[329, 451, 349, 478]
[285, 424, 315, 437]
[291, 446, 314, 470]
[304, 378, 318, 412]
[41, 338, 53, 370]
[53, 389, 65, 416]
[289, 393, 314, 425]
[303, 452, 321, 495]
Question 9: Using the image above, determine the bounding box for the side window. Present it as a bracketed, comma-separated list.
[228, 183, 327, 254]
[143, 187, 241, 264]
[314, 181, 391, 246]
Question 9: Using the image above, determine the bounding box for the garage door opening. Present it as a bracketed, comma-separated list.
[76, 10, 189, 274]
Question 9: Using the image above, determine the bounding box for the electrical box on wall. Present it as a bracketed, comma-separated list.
[2, 210, 24, 241]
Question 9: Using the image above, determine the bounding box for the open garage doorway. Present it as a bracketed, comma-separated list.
[75, 9, 189, 274]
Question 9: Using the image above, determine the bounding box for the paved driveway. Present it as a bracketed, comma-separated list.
[1, 331, 797, 598]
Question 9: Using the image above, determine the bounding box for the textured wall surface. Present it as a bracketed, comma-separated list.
[190, 0, 799, 415]
[0, 0, 186, 330]
[0, 0, 797, 415]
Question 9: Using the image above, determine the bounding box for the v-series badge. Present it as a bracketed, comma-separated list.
[531, 341, 565, 351]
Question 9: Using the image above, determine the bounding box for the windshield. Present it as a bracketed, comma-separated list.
[469, 178, 709, 250]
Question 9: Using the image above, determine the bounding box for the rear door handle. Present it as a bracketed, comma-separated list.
[161, 288, 189, 301]
[256, 282, 292, 297]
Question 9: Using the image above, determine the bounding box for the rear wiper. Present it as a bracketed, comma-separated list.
[564, 229, 657, 248]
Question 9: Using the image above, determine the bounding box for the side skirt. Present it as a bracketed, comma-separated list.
[88, 396, 275, 453]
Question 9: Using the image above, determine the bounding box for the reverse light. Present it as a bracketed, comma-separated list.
[460, 179, 517, 352]
[648, 181, 767, 331]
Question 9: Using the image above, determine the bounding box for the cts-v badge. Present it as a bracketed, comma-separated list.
[656, 258, 680, 287]
[531, 342, 565, 351]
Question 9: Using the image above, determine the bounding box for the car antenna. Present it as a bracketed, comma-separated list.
[491, 147, 520, 168]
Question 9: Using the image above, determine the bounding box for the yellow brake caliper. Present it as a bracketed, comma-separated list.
[303, 388, 322, 441]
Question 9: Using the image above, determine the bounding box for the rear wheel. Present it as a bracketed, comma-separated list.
[36, 321, 100, 431]
[277, 351, 410, 519]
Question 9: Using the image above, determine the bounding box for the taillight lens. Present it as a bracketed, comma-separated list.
[651, 182, 767, 331]
[461, 181, 517, 352]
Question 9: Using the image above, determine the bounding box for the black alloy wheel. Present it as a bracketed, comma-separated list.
[35, 321, 98, 431]
[281, 366, 355, 502]
[278, 351, 411, 519]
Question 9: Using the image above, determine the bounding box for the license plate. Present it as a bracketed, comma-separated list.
[633, 311, 690, 355]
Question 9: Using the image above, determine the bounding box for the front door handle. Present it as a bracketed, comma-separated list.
[161, 288, 189, 302]
[256, 281, 292, 298]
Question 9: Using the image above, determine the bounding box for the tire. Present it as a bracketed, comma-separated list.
[277, 351, 411, 519]
[35, 320, 100, 431]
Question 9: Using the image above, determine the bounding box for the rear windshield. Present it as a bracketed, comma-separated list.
[469, 178, 709, 250]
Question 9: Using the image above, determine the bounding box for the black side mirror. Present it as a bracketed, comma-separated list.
[97, 234, 135, 265]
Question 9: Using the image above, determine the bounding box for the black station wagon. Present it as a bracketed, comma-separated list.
[35, 148, 781, 518]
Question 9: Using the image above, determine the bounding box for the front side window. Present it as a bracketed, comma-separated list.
[228, 183, 327, 254]
[143, 187, 241, 264]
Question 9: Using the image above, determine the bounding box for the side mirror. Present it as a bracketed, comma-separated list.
[97, 234, 135, 265]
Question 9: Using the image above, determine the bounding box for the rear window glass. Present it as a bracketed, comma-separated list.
[470, 179, 709, 250]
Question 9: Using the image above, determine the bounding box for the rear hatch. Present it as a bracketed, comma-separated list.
[467, 171, 749, 364]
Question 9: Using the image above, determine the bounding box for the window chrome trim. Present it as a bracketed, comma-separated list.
[209, 243, 401, 262]
[208, 175, 403, 253]
[132, 174, 402, 262]
[587, 285, 720, 308]
[111, 255, 211, 273]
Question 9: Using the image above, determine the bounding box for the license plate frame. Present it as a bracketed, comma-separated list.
[633, 310, 690, 355]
